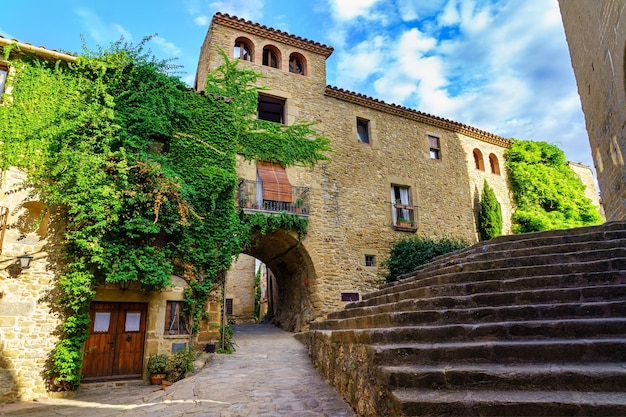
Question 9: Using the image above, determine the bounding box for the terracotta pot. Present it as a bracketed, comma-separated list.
[150, 374, 166, 385]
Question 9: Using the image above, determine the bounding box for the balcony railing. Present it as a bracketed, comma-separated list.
[237, 180, 310, 216]
[393, 203, 417, 231]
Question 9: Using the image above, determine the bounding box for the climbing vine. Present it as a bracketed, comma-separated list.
[505, 140, 602, 233]
[0, 40, 329, 390]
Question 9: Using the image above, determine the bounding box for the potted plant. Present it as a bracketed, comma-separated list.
[147, 353, 169, 385]
[295, 198, 304, 214]
[396, 218, 413, 228]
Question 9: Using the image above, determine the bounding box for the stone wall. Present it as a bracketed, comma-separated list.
[558, 1, 626, 221]
[0, 168, 62, 402]
[225, 255, 257, 324]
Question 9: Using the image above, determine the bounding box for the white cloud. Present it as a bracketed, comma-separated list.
[327, 0, 593, 168]
[328, 0, 381, 21]
[194, 16, 210, 26]
[75, 8, 132, 43]
[152, 36, 181, 56]
[207, 0, 264, 21]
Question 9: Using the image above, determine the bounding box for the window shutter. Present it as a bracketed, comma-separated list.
[257, 161, 293, 203]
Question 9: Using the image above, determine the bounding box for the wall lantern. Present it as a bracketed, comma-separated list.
[17, 252, 33, 269]
[119, 280, 131, 290]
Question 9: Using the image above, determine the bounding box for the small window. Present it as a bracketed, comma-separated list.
[356, 118, 370, 143]
[341, 292, 359, 302]
[225, 298, 234, 315]
[258, 94, 285, 124]
[165, 301, 189, 335]
[0, 65, 8, 102]
[429, 135, 441, 159]
[262, 47, 279, 68]
[489, 153, 501, 175]
[289, 53, 306, 75]
[234, 38, 252, 61]
[365, 255, 376, 267]
[473, 148, 485, 170]
[391, 185, 416, 229]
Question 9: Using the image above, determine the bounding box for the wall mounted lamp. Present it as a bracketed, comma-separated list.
[119, 280, 131, 290]
[17, 252, 33, 269]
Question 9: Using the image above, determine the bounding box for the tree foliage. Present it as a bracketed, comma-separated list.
[0, 39, 329, 390]
[478, 180, 502, 240]
[505, 140, 602, 233]
[383, 236, 469, 283]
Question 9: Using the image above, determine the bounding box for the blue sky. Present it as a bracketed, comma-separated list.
[1, 0, 594, 173]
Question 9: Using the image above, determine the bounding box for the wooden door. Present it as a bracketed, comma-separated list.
[82, 302, 148, 380]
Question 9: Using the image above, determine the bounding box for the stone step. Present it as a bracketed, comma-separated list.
[314, 300, 626, 330]
[363, 258, 626, 302]
[391, 388, 626, 416]
[332, 283, 626, 320]
[382, 363, 626, 392]
[326, 318, 626, 344]
[373, 338, 626, 366]
[380, 222, 626, 287]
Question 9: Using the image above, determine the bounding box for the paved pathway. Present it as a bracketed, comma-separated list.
[0, 324, 356, 417]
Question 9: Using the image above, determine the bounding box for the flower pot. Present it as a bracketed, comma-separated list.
[150, 373, 167, 385]
[161, 379, 172, 388]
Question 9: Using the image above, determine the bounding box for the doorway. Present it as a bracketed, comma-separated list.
[82, 302, 148, 381]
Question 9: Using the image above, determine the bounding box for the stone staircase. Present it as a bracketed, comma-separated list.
[303, 222, 626, 416]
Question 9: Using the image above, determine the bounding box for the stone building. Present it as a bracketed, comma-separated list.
[0, 11, 600, 403]
[558, 1, 626, 221]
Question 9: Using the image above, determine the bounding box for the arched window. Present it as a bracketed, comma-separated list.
[289, 53, 306, 75]
[262, 46, 280, 68]
[489, 153, 501, 175]
[473, 149, 485, 170]
[234, 38, 253, 61]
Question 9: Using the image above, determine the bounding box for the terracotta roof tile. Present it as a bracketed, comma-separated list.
[213, 12, 334, 58]
[325, 85, 512, 148]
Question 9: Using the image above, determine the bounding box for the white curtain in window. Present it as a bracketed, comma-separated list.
[256, 171, 263, 206]
[399, 187, 410, 220]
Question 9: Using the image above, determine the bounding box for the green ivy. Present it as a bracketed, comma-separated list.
[0, 39, 329, 390]
[505, 140, 602, 233]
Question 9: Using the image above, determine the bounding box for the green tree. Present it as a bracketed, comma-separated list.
[505, 140, 602, 233]
[383, 236, 469, 283]
[478, 180, 502, 240]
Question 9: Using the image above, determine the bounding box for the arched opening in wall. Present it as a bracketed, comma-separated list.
[226, 227, 316, 333]
[473, 148, 485, 170]
[16, 201, 49, 240]
[262, 45, 280, 69]
[234, 37, 253, 61]
[288, 53, 306, 75]
[489, 153, 500, 175]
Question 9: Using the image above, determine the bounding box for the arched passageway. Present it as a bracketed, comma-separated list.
[229, 227, 317, 332]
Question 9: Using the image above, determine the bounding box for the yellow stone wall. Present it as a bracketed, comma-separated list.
[558, 1, 626, 221]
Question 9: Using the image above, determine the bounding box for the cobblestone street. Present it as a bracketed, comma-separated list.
[0, 324, 356, 417]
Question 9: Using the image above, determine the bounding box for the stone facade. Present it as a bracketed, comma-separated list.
[558, 1, 626, 221]
[197, 13, 520, 332]
[0, 13, 603, 403]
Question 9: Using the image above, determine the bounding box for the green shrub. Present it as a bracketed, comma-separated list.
[478, 180, 502, 240]
[167, 347, 199, 382]
[146, 354, 169, 374]
[383, 236, 469, 283]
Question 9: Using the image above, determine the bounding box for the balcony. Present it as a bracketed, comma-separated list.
[393, 203, 417, 232]
[237, 180, 310, 216]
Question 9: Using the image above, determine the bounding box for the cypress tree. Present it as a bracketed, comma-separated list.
[479, 180, 503, 240]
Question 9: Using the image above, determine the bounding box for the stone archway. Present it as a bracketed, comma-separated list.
[241, 228, 318, 332]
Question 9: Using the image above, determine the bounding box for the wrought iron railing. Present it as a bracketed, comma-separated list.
[393, 203, 417, 229]
[237, 180, 310, 215]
